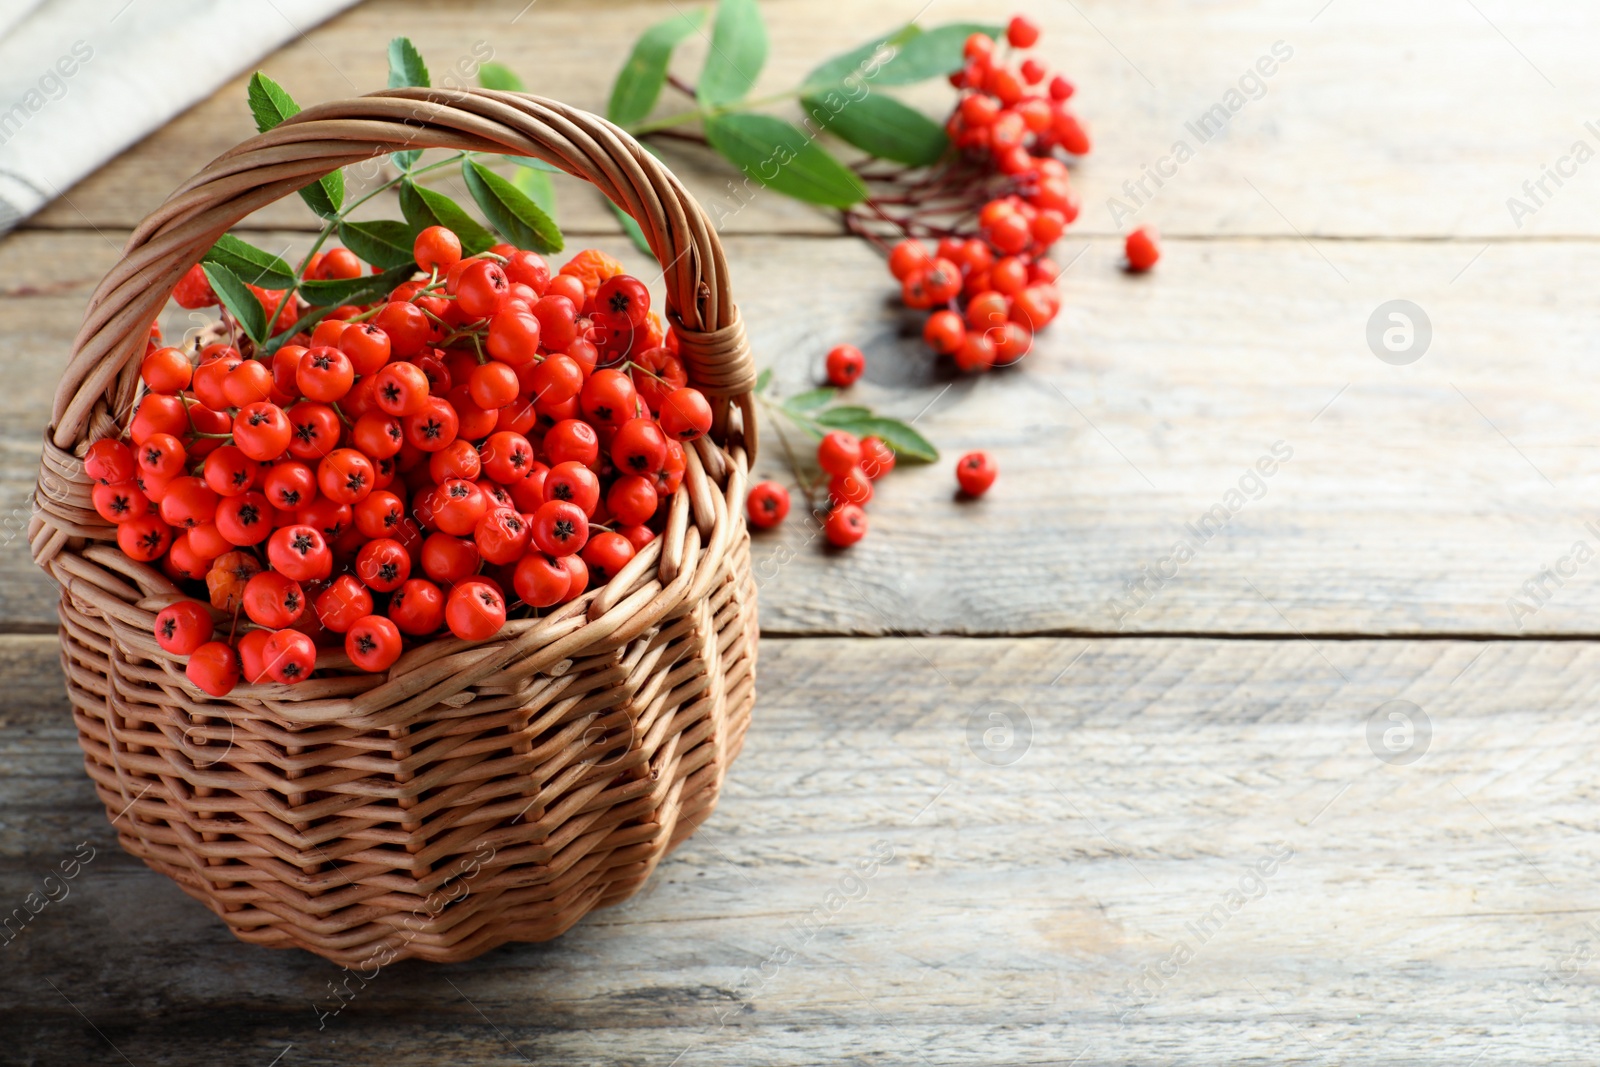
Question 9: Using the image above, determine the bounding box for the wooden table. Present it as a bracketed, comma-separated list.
[5, 0, 1599, 1062]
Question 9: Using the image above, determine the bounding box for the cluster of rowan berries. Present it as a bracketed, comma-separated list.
[93, 227, 712, 697]
[845, 18, 1079, 378]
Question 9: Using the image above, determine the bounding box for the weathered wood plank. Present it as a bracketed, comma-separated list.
[2, 634, 1596, 1064]
[3, 231, 1598, 636]
[23, 0, 1600, 239]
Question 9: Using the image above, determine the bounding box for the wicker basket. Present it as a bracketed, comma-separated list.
[26, 88, 760, 965]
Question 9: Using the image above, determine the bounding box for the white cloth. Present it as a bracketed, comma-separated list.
[0, 0, 363, 233]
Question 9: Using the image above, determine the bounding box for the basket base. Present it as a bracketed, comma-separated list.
[60, 546, 757, 966]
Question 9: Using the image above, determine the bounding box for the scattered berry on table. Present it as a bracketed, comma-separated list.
[1125, 225, 1161, 272]
[956, 451, 999, 496]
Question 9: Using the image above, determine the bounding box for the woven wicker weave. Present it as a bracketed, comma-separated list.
[26, 88, 759, 965]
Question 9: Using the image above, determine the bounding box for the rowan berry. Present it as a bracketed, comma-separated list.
[262, 628, 317, 684]
[313, 247, 362, 281]
[421, 532, 480, 584]
[191, 353, 240, 411]
[283, 402, 341, 462]
[954, 331, 998, 372]
[93, 481, 151, 524]
[475, 506, 531, 565]
[373, 361, 431, 417]
[454, 260, 510, 319]
[502, 249, 550, 294]
[296, 346, 354, 403]
[141, 347, 193, 394]
[243, 569, 306, 629]
[315, 575, 374, 634]
[346, 614, 403, 672]
[544, 461, 601, 516]
[829, 467, 874, 508]
[389, 578, 447, 636]
[531, 499, 588, 557]
[354, 536, 411, 593]
[544, 418, 600, 468]
[480, 430, 534, 483]
[486, 308, 542, 366]
[859, 436, 896, 480]
[185, 641, 240, 696]
[595, 274, 650, 327]
[173, 264, 217, 309]
[338, 323, 391, 376]
[159, 477, 218, 529]
[1125, 225, 1160, 272]
[527, 294, 576, 352]
[581, 531, 636, 585]
[607, 474, 659, 527]
[413, 225, 462, 274]
[206, 551, 261, 612]
[154, 600, 214, 656]
[215, 491, 272, 546]
[432, 478, 490, 536]
[956, 450, 998, 495]
[826, 344, 866, 387]
[1053, 110, 1091, 155]
[85, 439, 135, 485]
[825, 504, 867, 547]
[218, 359, 272, 408]
[445, 579, 507, 642]
[129, 393, 188, 444]
[611, 417, 668, 476]
[580, 369, 638, 427]
[817, 430, 862, 476]
[466, 361, 517, 410]
[317, 448, 375, 505]
[513, 553, 568, 608]
[267, 524, 332, 582]
[924, 309, 966, 354]
[403, 396, 460, 452]
[746, 481, 790, 529]
[138, 433, 187, 481]
[374, 300, 433, 358]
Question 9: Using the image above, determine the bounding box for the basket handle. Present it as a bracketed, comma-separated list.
[50, 88, 758, 454]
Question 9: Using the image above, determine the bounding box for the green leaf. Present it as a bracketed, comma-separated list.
[201, 263, 267, 345]
[246, 71, 298, 132]
[511, 166, 557, 218]
[815, 405, 873, 425]
[461, 158, 564, 254]
[387, 37, 430, 89]
[336, 220, 417, 270]
[800, 23, 922, 91]
[703, 113, 866, 207]
[478, 61, 524, 92]
[784, 387, 836, 413]
[879, 23, 1001, 85]
[800, 92, 947, 166]
[755, 367, 772, 393]
[608, 8, 706, 126]
[697, 0, 766, 108]
[604, 198, 653, 255]
[299, 264, 416, 308]
[398, 180, 496, 256]
[820, 414, 938, 462]
[202, 234, 295, 289]
[246, 72, 343, 217]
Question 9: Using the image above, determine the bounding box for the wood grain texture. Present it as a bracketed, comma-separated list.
[23, 0, 1600, 239]
[3, 231, 1599, 635]
[3, 634, 1597, 1065]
